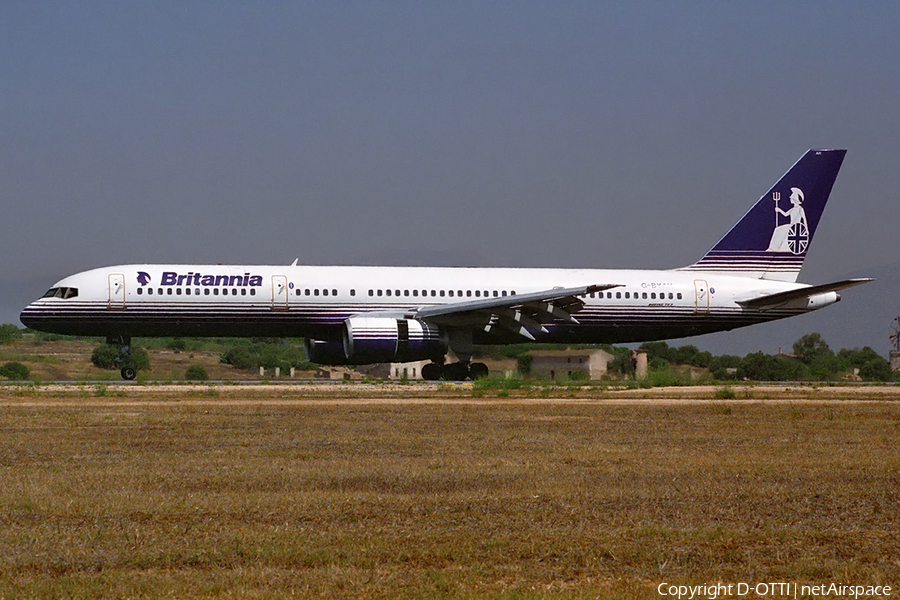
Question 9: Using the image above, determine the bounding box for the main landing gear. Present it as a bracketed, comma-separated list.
[421, 361, 489, 381]
[107, 335, 138, 380]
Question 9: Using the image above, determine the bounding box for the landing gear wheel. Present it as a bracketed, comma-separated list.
[121, 366, 137, 381]
[469, 362, 489, 380]
[422, 363, 442, 381]
[441, 362, 470, 381]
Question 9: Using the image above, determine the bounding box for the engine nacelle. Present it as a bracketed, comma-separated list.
[343, 317, 447, 364]
[805, 291, 840, 310]
[304, 338, 350, 365]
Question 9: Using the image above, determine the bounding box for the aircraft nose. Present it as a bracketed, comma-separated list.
[19, 301, 44, 330]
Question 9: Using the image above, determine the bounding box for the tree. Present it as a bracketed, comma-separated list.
[737, 352, 807, 381]
[792, 333, 833, 365]
[859, 357, 892, 382]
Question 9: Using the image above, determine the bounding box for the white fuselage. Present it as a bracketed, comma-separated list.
[20, 263, 830, 344]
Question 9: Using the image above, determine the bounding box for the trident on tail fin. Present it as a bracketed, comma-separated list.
[680, 149, 846, 282]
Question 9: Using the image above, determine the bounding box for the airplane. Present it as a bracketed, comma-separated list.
[20, 149, 871, 381]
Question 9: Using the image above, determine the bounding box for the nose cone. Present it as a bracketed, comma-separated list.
[19, 302, 41, 330]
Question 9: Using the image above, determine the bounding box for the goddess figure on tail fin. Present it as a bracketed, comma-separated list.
[767, 187, 808, 254]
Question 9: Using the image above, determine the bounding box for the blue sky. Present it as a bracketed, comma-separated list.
[2, 2, 898, 356]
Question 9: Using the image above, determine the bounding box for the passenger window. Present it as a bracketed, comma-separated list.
[322, 289, 327, 296]
[232, 289, 237, 296]
[651, 292, 656, 299]
[305, 289, 311, 296]
[459, 290, 464, 297]
[386, 289, 391, 296]
[430, 290, 436, 297]
[242, 289, 247, 296]
[350, 289, 356, 296]
[677, 292, 683, 300]
[625, 292, 630, 299]
[377, 290, 383, 297]
[368, 290, 373, 296]
[250, 289, 256, 296]
[439, 290, 445, 297]
[501, 291, 507, 297]
[213, 289, 219, 296]
[315, 289, 320, 296]
[475, 290, 481, 297]
[176, 288, 182, 295]
[413, 290, 419, 297]
[642, 292, 647, 299]
[467, 291, 472, 297]
[333, 289, 337, 296]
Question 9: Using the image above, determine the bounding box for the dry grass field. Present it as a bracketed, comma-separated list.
[0, 384, 898, 599]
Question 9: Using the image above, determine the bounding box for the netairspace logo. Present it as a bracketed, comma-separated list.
[657, 582, 893, 599]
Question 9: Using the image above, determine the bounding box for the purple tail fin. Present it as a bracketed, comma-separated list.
[680, 149, 846, 282]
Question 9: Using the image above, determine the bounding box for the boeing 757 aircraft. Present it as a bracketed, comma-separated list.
[21, 149, 871, 380]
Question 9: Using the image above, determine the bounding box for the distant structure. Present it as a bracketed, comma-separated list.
[529, 349, 614, 381]
[890, 317, 900, 372]
[389, 360, 430, 381]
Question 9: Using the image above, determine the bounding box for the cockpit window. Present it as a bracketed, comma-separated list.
[42, 287, 78, 299]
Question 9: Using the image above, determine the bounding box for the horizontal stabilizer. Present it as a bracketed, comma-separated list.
[736, 278, 873, 309]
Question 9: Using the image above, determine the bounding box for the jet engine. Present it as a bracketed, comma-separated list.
[342, 317, 447, 364]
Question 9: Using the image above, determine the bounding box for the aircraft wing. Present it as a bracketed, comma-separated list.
[359, 284, 620, 341]
[735, 278, 873, 310]
[416, 283, 620, 340]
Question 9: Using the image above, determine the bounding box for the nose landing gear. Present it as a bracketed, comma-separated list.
[107, 335, 138, 380]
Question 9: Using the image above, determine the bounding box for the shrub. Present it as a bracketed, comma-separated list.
[0, 362, 29, 380]
[221, 346, 259, 370]
[184, 365, 209, 381]
[91, 344, 151, 371]
[220, 341, 314, 372]
[0, 324, 22, 344]
[91, 345, 120, 368]
[714, 386, 736, 399]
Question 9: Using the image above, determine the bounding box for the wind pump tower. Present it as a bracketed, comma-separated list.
[890, 317, 900, 371]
